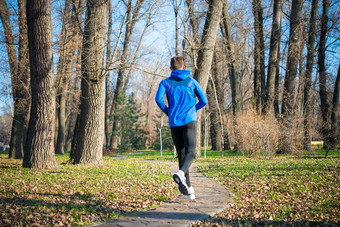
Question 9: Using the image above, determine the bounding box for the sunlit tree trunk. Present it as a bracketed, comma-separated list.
[71, 0, 107, 165]
[193, 0, 223, 158]
[23, 0, 57, 169]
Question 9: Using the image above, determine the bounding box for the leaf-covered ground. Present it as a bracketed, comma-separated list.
[0, 154, 176, 226]
[192, 154, 340, 226]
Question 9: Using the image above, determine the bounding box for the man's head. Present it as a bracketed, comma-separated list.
[170, 56, 185, 71]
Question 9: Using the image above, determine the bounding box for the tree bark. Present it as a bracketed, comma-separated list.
[185, 0, 200, 46]
[221, 0, 240, 116]
[193, 0, 223, 158]
[0, 0, 29, 159]
[264, 0, 281, 114]
[329, 63, 340, 150]
[281, 0, 303, 121]
[23, 0, 57, 168]
[318, 0, 331, 149]
[274, 42, 281, 117]
[207, 81, 222, 151]
[172, 0, 180, 55]
[252, 0, 266, 113]
[71, 0, 107, 165]
[303, 0, 318, 150]
[220, 1, 240, 151]
[105, 0, 113, 147]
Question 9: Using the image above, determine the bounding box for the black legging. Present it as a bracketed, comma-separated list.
[170, 121, 197, 187]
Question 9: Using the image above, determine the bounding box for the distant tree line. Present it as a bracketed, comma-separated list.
[0, 0, 338, 168]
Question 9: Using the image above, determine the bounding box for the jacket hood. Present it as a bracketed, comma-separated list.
[170, 70, 191, 80]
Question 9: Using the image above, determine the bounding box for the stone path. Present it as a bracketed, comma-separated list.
[91, 161, 232, 227]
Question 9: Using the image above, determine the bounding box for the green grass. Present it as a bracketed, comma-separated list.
[193, 149, 340, 226]
[1, 147, 339, 226]
[0, 154, 177, 226]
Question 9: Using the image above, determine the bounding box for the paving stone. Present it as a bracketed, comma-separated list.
[91, 161, 232, 227]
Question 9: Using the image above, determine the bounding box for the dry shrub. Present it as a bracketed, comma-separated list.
[234, 109, 279, 157]
[277, 115, 304, 156]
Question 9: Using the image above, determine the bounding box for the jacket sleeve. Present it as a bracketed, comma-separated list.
[194, 79, 208, 111]
[155, 81, 169, 115]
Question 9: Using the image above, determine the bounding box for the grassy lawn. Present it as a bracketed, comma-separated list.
[0, 148, 339, 226]
[0, 153, 177, 226]
[192, 149, 340, 226]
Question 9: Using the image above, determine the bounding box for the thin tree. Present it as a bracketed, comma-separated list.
[221, 0, 239, 114]
[0, 0, 29, 159]
[171, 0, 181, 55]
[220, 0, 239, 151]
[71, 0, 107, 164]
[104, 0, 113, 147]
[252, 0, 266, 112]
[303, 0, 318, 150]
[264, 0, 281, 114]
[281, 0, 303, 122]
[193, 0, 223, 158]
[23, 0, 58, 168]
[207, 54, 222, 151]
[318, 0, 331, 149]
[329, 63, 340, 150]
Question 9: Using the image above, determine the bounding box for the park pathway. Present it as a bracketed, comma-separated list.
[91, 161, 232, 227]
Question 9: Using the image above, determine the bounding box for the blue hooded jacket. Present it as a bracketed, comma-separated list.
[155, 70, 208, 127]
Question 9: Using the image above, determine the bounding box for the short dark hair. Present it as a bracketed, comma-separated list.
[170, 56, 185, 70]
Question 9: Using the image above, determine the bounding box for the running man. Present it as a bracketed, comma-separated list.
[155, 56, 208, 200]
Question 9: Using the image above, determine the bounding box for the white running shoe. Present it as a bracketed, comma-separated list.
[173, 170, 189, 195]
[187, 186, 195, 200]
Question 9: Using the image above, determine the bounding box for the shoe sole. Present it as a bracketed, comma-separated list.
[173, 174, 189, 195]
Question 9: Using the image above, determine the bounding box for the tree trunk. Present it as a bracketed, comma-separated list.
[318, 0, 331, 149]
[264, 0, 281, 114]
[185, 0, 200, 46]
[207, 81, 222, 151]
[71, 0, 107, 165]
[274, 42, 281, 117]
[172, 0, 179, 55]
[303, 0, 318, 150]
[281, 0, 303, 121]
[221, 1, 240, 116]
[329, 63, 340, 150]
[252, 0, 266, 113]
[220, 1, 240, 151]
[0, 0, 23, 159]
[0, 0, 30, 159]
[23, 0, 57, 169]
[105, 0, 113, 147]
[193, 0, 223, 158]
